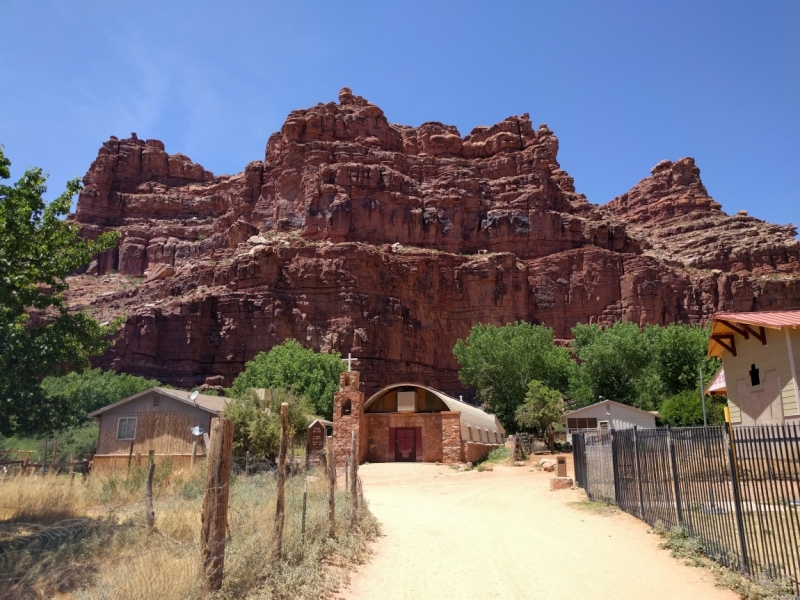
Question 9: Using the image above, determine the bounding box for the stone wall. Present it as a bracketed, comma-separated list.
[462, 442, 501, 464]
[363, 413, 444, 462]
[332, 371, 364, 467]
[441, 412, 462, 465]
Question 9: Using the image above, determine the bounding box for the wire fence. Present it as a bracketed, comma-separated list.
[0, 457, 374, 599]
[572, 423, 800, 596]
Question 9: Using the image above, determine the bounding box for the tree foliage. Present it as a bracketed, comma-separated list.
[41, 368, 161, 427]
[223, 388, 312, 457]
[515, 380, 563, 435]
[229, 339, 345, 419]
[659, 390, 727, 427]
[0, 147, 120, 436]
[569, 321, 719, 411]
[453, 322, 574, 431]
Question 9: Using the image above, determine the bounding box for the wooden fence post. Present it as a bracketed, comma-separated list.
[632, 426, 645, 520]
[350, 430, 359, 516]
[271, 403, 289, 562]
[145, 461, 156, 531]
[69, 454, 75, 484]
[301, 478, 308, 544]
[201, 417, 233, 591]
[326, 436, 336, 538]
[289, 429, 295, 477]
[51, 440, 58, 473]
[191, 440, 198, 469]
[245, 450, 250, 477]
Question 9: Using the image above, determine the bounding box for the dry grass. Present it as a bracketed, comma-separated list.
[0, 465, 379, 600]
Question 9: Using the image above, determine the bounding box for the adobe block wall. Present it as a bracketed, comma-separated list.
[332, 371, 365, 467]
[441, 412, 462, 465]
[364, 413, 444, 462]
[462, 442, 501, 464]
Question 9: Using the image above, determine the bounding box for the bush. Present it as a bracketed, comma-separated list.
[659, 390, 726, 427]
[230, 339, 344, 419]
[224, 388, 313, 457]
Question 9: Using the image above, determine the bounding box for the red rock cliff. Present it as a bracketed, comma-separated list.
[67, 88, 800, 396]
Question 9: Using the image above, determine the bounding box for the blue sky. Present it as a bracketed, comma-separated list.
[2, 1, 799, 228]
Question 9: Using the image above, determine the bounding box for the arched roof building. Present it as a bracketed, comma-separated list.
[332, 372, 505, 466]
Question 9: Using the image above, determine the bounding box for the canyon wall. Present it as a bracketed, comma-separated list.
[67, 88, 800, 396]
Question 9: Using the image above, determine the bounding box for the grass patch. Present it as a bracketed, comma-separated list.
[652, 521, 796, 600]
[482, 446, 511, 465]
[0, 466, 379, 599]
[568, 499, 620, 516]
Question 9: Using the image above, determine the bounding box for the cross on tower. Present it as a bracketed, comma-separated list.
[344, 352, 358, 372]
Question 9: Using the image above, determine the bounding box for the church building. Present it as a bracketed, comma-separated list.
[332, 371, 505, 466]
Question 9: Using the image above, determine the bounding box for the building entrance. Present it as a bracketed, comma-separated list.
[395, 428, 417, 462]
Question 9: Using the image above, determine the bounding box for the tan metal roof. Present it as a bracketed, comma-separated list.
[708, 310, 800, 357]
[364, 383, 505, 442]
[705, 366, 727, 395]
[87, 387, 228, 417]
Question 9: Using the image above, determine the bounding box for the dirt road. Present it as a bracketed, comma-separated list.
[344, 462, 737, 600]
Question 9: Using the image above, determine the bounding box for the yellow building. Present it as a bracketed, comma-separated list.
[708, 311, 800, 425]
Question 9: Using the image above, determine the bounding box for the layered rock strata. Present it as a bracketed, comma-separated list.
[67, 88, 800, 395]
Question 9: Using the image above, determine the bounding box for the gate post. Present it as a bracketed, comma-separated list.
[666, 428, 684, 526]
[610, 429, 620, 505]
[724, 408, 750, 574]
[632, 426, 645, 520]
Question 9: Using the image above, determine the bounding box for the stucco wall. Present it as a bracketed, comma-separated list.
[722, 327, 800, 424]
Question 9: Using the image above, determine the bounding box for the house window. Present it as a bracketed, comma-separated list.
[342, 400, 352, 416]
[117, 417, 137, 440]
[152, 394, 160, 407]
[749, 364, 760, 387]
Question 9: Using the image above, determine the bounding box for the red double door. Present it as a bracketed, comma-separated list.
[395, 428, 417, 462]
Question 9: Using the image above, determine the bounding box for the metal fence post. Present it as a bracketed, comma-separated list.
[666, 428, 684, 526]
[724, 408, 749, 574]
[632, 426, 645, 520]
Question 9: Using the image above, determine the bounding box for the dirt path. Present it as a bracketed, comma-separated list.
[343, 462, 738, 600]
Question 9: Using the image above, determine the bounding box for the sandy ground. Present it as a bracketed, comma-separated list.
[343, 460, 738, 600]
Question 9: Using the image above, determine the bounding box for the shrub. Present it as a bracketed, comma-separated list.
[230, 339, 344, 419]
[224, 388, 313, 457]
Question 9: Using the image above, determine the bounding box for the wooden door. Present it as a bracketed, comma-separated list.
[395, 428, 416, 462]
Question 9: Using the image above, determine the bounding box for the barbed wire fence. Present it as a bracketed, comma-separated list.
[0, 415, 375, 600]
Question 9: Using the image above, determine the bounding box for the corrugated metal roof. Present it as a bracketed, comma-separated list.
[88, 387, 228, 417]
[562, 399, 656, 419]
[708, 310, 800, 357]
[712, 311, 800, 329]
[705, 366, 726, 395]
[364, 383, 505, 442]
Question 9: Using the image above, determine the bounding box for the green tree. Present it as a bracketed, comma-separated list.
[0, 147, 120, 436]
[659, 389, 725, 427]
[41, 368, 161, 426]
[652, 323, 720, 396]
[223, 388, 312, 457]
[570, 321, 717, 411]
[515, 380, 564, 436]
[229, 339, 345, 419]
[570, 321, 652, 407]
[453, 322, 574, 431]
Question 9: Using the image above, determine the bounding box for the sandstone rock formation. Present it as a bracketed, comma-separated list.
[66, 88, 800, 395]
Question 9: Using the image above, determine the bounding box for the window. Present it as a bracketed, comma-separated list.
[749, 364, 760, 387]
[566, 417, 598, 430]
[342, 400, 352, 416]
[117, 417, 137, 440]
[152, 394, 160, 407]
